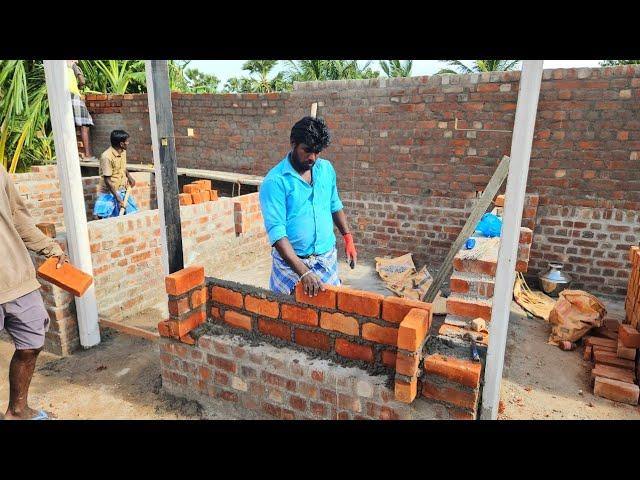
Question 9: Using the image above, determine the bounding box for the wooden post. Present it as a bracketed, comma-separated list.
[43, 60, 100, 348]
[480, 60, 544, 420]
[145, 60, 183, 274]
[422, 155, 511, 303]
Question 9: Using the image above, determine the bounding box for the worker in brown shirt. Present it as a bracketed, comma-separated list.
[93, 129, 138, 218]
[0, 164, 68, 420]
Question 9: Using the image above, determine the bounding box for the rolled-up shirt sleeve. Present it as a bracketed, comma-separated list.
[259, 177, 287, 245]
[329, 164, 344, 213]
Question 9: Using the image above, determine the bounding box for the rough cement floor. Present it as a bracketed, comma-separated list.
[499, 300, 640, 420]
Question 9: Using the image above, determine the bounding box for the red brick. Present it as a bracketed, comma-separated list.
[295, 329, 331, 351]
[449, 409, 475, 420]
[37, 258, 93, 297]
[398, 308, 430, 351]
[362, 323, 398, 346]
[257, 318, 291, 340]
[593, 376, 639, 405]
[449, 278, 470, 294]
[157, 320, 172, 337]
[583, 345, 592, 361]
[337, 288, 384, 317]
[211, 286, 243, 308]
[167, 309, 206, 338]
[395, 351, 420, 376]
[446, 297, 492, 321]
[320, 311, 359, 336]
[423, 354, 482, 388]
[494, 194, 505, 207]
[224, 310, 252, 331]
[381, 350, 397, 368]
[382, 296, 432, 324]
[310, 402, 327, 417]
[197, 179, 212, 190]
[438, 323, 489, 346]
[592, 350, 635, 370]
[178, 193, 193, 206]
[168, 297, 190, 316]
[311, 370, 324, 382]
[453, 257, 497, 276]
[179, 333, 196, 345]
[210, 306, 221, 319]
[295, 282, 338, 309]
[617, 339, 636, 361]
[591, 363, 635, 384]
[191, 192, 204, 204]
[289, 396, 307, 412]
[281, 304, 318, 326]
[421, 381, 478, 411]
[583, 336, 617, 348]
[395, 377, 417, 403]
[190, 287, 207, 309]
[218, 390, 238, 402]
[245, 296, 279, 318]
[183, 184, 199, 194]
[335, 339, 374, 362]
[209, 190, 218, 201]
[165, 266, 204, 296]
[619, 324, 640, 348]
[36, 222, 56, 238]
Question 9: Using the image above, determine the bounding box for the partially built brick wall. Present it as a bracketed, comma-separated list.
[157, 265, 487, 419]
[11, 165, 156, 231]
[87, 66, 640, 298]
[88, 192, 268, 321]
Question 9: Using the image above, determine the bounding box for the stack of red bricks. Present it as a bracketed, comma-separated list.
[583, 320, 640, 405]
[179, 180, 219, 206]
[626, 246, 640, 329]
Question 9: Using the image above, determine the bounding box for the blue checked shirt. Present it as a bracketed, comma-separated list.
[259, 153, 344, 257]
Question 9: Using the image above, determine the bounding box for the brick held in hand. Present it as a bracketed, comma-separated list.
[36, 223, 56, 238]
[37, 257, 93, 297]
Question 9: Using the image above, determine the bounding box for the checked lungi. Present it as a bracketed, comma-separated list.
[269, 246, 341, 295]
[71, 94, 94, 127]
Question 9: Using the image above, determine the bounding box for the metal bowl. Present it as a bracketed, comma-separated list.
[538, 262, 572, 297]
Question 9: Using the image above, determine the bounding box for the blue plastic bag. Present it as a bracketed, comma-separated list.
[475, 213, 502, 237]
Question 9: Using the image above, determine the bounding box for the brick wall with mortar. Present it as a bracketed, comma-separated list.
[87, 66, 640, 299]
[29, 237, 80, 356]
[87, 192, 269, 321]
[157, 265, 487, 419]
[11, 165, 157, 231]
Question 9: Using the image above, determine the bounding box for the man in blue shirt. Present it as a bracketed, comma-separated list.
[259, 116, 357, 297]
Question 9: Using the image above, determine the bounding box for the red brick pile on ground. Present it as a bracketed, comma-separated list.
[583, 320, 640, 405]
[179, 180, 219, 205]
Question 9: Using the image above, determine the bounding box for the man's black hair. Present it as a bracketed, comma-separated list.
[290, 116, 331, 152]
[110, 129, 130, 148]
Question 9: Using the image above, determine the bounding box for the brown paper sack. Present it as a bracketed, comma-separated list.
[548, 289, 607, 345]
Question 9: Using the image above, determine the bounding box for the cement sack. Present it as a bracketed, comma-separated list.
[374, 253, 445, 313]
[548, 290, 607, 345]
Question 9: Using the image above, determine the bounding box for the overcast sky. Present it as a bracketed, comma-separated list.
[186, 60, 603, 86]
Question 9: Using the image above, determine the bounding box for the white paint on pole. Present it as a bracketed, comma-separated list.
[145, 60, 170, 276]
[43, 60, 100, 348]
[480, 60, 544, 420]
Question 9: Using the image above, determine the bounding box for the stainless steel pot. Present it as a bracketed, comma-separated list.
[538, 262, 572, 297]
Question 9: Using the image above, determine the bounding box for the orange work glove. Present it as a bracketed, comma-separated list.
[343, 233, 357, 268]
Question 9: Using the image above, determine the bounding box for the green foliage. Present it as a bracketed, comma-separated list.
[436, 60, 520, 75]
[285, 60, 380, 82]
[379, 60, 413, 77]
[224, 60, 291, 93]
[0, 60, 53, 173]
[600, 60, 640, 66]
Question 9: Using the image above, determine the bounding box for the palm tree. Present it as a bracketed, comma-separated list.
[86, 60, 147, 94]
[0, 60, 53, 173]
[379, 60, 413, 77]
[600, 60, 640, 66]
[436, 60, 520, 75]
[285, 60, 379, 82]
[184, 68, 219, 93]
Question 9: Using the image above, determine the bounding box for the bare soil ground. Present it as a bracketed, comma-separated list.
[499, 301, 640, 420]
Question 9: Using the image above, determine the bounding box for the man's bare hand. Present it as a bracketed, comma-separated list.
[56, 253, 67, 269]
[301, 271, 325, 297]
